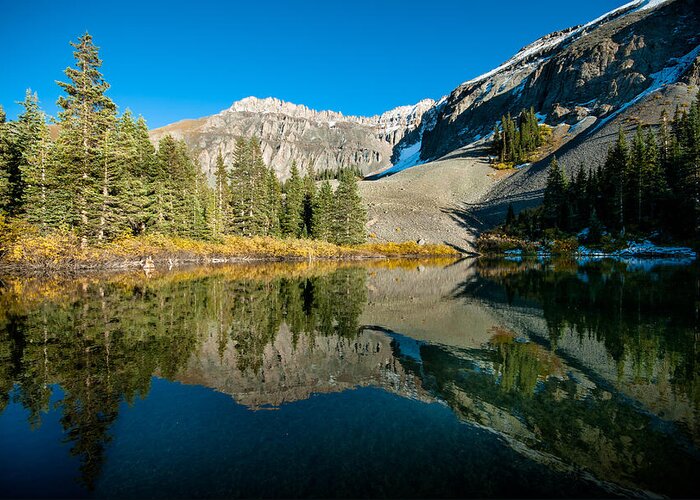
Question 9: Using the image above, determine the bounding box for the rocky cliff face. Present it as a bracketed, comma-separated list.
[150, 96, 434, 180]
[419, 0, 700, 161]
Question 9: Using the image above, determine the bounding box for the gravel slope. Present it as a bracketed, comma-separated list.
[359, 144, 507, 252]
[361, 82, 698, 249]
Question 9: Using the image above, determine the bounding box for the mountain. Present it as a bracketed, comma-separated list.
[359, 0, 700, 248]
[151, 0, 699, 246]
[150, 96, 434, 179]
[417, 0, 699, 158]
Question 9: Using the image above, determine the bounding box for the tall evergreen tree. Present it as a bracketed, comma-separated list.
[542, 157, 567, 230]
[55, 32, 117, 244]
[266, 167, 282, 237]
[282, 161, 304, 238]
[3, 90, 46, 216]
[302, 162, 316, 236]
[601, 129, 629, 232]
[332, 169, 366, 245]
[20, 113, 55, 229]
[312, 180, 334, 241]
[213, 150, 231, 238]
[0, 105, 10, 214]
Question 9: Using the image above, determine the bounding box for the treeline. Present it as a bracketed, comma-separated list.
[491, 107, 545, 165]
[314, 165, 363, 181]
[0, 33, 367, 247]
[504, 92, 700, 242]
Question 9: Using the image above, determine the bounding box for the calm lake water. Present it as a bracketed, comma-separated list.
[0, 258, 698, 498]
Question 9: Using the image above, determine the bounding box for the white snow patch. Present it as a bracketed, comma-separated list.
[373, 141, 424, 178]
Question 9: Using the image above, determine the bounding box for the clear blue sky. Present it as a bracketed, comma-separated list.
[1, 0, 627, 128]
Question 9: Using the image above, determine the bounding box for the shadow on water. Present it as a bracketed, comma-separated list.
[0, 258, 698, 497]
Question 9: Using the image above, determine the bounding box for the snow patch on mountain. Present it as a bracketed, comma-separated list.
[372, 141, 424, 179]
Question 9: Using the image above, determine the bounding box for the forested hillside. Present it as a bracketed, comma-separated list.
[0, 34, 367, 252]
[500, 92, 700, 243]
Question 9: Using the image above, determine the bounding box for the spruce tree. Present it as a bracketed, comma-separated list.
[312, 180, 334, 241]
[213, 150, 231, 237]
[0, 105, 10, 214]
[542, 157, 567, 230]
[248, 137, 273, 236]
[266, 167, 282, 237]
[332, 169, 366, 245]
[627, 126, 647, 226]
[282, 161, 304, 238]
[55, 32, 117, 244]
[125, 115, 158, 234]
[4, 90, 46, 216]
[302, 162, 316, 236]
[602, 129, 628, 231]
[229, 137, 252, 235]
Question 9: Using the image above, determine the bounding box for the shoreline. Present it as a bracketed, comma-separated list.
[0, 233, 462, 277]
[477, 234, 698, 260]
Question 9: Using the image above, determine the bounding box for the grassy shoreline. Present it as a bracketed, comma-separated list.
[0, 230, 461, 275]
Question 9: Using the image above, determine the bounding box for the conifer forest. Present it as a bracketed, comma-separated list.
[0, 34, 368, 248]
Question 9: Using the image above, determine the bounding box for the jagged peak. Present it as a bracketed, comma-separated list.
[220, 95, 436, 129]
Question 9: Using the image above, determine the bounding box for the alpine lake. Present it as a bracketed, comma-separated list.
[1, 256, 699, 498]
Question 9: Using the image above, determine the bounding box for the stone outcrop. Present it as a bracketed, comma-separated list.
[150, 96, 434, 180]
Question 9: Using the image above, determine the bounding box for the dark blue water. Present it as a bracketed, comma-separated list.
[1, 380, 605, 499]
[1, 260, 698, 498]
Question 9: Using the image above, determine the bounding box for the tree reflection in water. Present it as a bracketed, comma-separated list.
[0, 259, 698, 497]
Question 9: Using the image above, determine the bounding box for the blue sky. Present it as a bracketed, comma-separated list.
[1, 0, 627, 128]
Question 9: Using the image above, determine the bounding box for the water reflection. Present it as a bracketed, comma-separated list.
[0, 258, 698, 497]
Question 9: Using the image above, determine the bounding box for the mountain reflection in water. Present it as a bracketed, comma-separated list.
[0, 258, 698, 498]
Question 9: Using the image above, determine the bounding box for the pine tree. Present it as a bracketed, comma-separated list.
[282, 161, 304, 238]
[505, 203, 516, 232]
[302, 162, 316, 236]
[229, 137, 270, 236]
[126, 115, 158, 234]
[0, 105, 10, 214]
[229, 137, 252, 235]
[55, 33, 117, 244]
[570, 164, 588, 229]
[213, 150, 231, 237]
[312, 180, 334, 241]
[542, 157, 567, 230]
[248, 137, 272, 236]
[601, 129, 628, 231]
[1, 90, 46, 216]
[266, 167, 282, 237]
[627, 126, 647, 227]
[642, 128, 665, 226]
[332, 169, 366, 245]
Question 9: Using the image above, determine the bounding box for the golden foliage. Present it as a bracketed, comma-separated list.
[0, 230, 460, 274]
